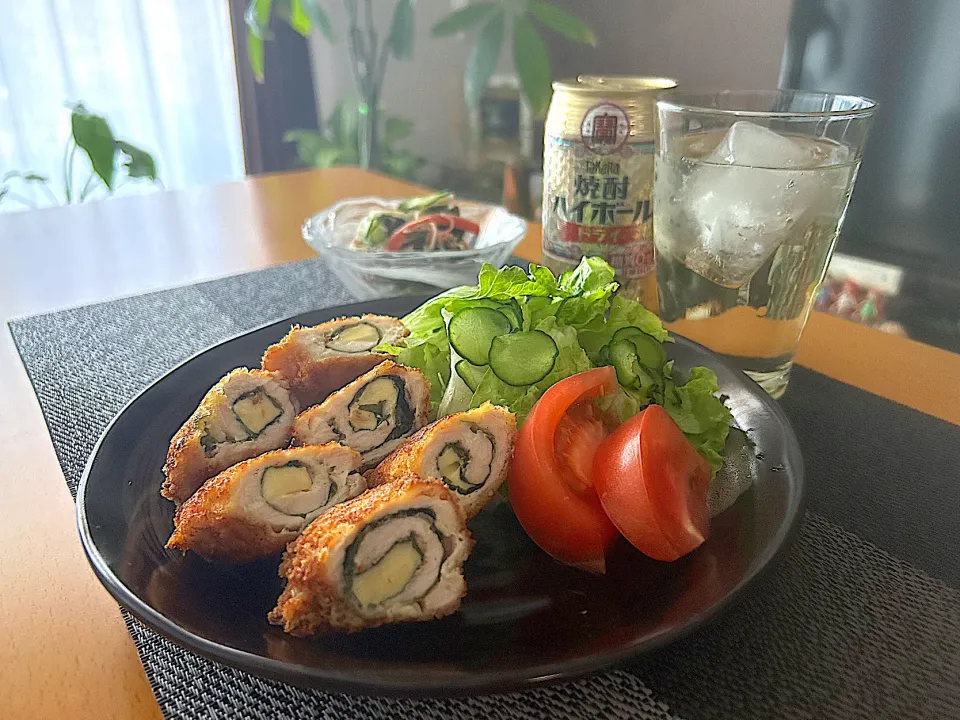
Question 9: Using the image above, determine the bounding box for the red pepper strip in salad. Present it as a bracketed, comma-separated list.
[385, 214, 481, 251]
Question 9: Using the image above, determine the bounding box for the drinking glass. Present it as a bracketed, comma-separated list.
[653, 90, 876, 397]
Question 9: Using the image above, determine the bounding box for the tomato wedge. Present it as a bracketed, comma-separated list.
[509, 368, 620, 573]
[554, 401, 608, 493]
[593, 405, 711, 562]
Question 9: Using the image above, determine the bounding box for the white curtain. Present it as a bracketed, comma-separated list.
[0, 0, 244, 212]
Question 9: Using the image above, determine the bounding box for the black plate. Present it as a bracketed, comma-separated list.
[77, 296, 805, 697]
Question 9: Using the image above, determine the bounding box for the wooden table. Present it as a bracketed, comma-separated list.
[1, 167, 957, 720]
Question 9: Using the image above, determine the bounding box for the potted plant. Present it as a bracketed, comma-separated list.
[0, 103, 159, 210]
[246, 0, 594, 176]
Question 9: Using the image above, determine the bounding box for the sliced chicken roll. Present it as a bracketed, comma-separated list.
[292, 360, 430, 470]
[268, 475, 472, 634]
[167, 444, 366, 563]
[162, 368, 299, 504]
[262, 315, 408, 407]
[367, 403, 517, 518]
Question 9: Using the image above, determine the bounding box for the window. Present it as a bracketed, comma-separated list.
[0, 0, 244, 211]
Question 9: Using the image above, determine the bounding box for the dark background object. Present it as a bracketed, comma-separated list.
[780, 0, 960, 276]
[780, 0, 960, 351]
[228, 0, 319, 174]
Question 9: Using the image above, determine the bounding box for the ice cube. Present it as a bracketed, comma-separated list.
[684, 122, 827, 286]
[706, 120, 819, 168]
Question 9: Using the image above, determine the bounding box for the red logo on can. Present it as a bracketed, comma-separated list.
[580, 102, 630, 155]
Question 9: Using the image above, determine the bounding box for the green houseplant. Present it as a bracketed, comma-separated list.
[284, 100, 426, 180]
[0, 103, 159, 210]
[247, 0, 594, 176]
[247, 0, 415, 171]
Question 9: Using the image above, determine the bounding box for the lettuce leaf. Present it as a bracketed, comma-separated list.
[578, 294, 669, 362]
[468, 317, 592, 423]
[475, 263, 559, 299]
[380, 256, 731, 472]
[396, 340, 449, 408]
[662, 367, 732, 474]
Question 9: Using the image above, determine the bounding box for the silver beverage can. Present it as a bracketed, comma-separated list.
[542, 75, 676, 307]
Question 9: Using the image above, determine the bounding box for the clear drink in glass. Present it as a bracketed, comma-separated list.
[653, 91, 876, 397]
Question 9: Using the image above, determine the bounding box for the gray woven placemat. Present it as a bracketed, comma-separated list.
[9, 257, 960, 719]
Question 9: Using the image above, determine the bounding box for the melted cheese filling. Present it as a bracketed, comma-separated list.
[432, 427, 494, 495]
[348, 377, 399, 433]
[351, 539, 423, 607]
[261, 463, 334, 516]
[325, 322, 381, 353]
[233, 390, 282, 435]
[348, 514, 444, 609]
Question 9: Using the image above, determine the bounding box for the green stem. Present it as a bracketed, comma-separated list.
[62, 139, 76, 204]
[344, 5, 367, 100]
[360, 0, 381, 169]
[363, 0, 377, 61]
[38, 180, 61, 206]
[78, 172, 99, 202]
[2, 192, 38, 209]
[345, 0, 371, 168]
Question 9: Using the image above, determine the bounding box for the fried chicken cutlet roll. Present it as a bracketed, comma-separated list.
[292, 360, 430, 470]
[268, 475, 472, 635]
[366, 403, 517, 518]
[262, 315, 408, 407]
[162, 368, 299, 504]
[167, 444, 366, 563]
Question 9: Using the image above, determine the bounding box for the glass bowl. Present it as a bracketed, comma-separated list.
[303, 197, 527, 299]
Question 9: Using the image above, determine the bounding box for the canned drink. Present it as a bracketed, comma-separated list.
[541, 75, 677, 307]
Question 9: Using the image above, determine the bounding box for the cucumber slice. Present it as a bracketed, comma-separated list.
[597, 343, 612, 365]
[398, 191, 453, 213]
[609, 339, 660, 388]
[489, 331, 559, 386]
[608, 339, 640, 387]
[455, 359, 487, 392]
[634, 364, 659, 391]
[612, 326, 667, 369]
[498, 298, 523, 329]
[448, 307, 513, 365]
[456, 299, 521, 329]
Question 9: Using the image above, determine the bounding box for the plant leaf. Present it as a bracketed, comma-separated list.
[2, 171, 49, 183]
[245, 0, 273, 38]
[115, 140, 159, 180]
[432, 2, 497, 36]
[287, 0, 312, 36]
[245, 0, 273, 80]
[382, 151, 424, 180]
[388, 0, 415, 60]
[382, 116, 413, 146]
[528, 1, 596, 45]
[300, 0, 335, 42]
[314, 146, 344, 167]
[283, 128, 348, 167]
[327, 101, 358, 147]
[327, 102, 345, 143]
[285, 129, 352, 165]
[464, 10, 504, 108]
[247, 29, 265, 81]
[70, 104, 117, 190]
[284, 129, 324, 165]
[512, 16, 552, 117]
